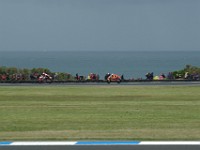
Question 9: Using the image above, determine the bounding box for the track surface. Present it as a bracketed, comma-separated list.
[1, 145, 200, 150]
[1, 81, 200, 86]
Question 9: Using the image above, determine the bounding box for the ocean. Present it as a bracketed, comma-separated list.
[0, 51, 200, 79]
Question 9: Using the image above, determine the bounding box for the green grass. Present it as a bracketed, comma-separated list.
[0, 85, 200, 140]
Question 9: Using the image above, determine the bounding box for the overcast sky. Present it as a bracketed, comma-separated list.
[0, 0, 200, 51]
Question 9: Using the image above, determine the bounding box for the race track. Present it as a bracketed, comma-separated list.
[1, 142, 200, 150]
[1, 80, 200, 86]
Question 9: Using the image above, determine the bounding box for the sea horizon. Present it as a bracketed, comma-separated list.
[1, 51, 200, 79]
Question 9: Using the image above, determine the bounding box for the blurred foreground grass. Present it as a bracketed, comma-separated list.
[0, 85, 200, 140]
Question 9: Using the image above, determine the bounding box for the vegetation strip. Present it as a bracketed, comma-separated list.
[1, 65, 200, 82]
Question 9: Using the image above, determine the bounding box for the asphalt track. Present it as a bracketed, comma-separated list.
[1, 81, 200, 86]
[0, 141, 200, 150]
[1, 145, 200, 150]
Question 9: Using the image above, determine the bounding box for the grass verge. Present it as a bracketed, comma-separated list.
[0, 85, 200, 140]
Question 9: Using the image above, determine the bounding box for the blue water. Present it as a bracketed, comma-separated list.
[0, 51, 200, 79]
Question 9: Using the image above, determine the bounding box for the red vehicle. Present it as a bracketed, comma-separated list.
[87, 73, 99, 81]
[38, 72, 53, 83]
[0, 74, 7, 81]
[105, 73, 121, 83]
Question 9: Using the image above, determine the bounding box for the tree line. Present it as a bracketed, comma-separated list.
[0, 66, 74, 81]
[173, 65, 200, 80]
[0, 65, 200, 82]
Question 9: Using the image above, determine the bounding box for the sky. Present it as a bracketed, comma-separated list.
[0, 0, 200, 51]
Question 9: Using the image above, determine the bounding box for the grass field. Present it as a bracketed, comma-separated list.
[0, 85, 200, 141]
